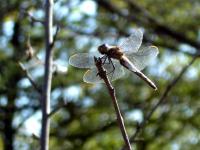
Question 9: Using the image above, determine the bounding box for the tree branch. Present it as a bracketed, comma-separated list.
[96, 0, 200, 49]
[121, 55, 198, 150]
[15, 108, 39, 131]
[48, 100, 67, 118]
[94, 57, 132, 150]
[40, 0, 54, 150]
[65, 24, 200, 57]
[18, 62, 42, 94]
[125, 0, 200, 49]
[25, 11, 44, 25]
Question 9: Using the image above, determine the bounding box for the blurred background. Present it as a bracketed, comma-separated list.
[0, 0, 200, 149]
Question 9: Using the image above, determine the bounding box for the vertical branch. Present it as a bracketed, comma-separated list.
[40, 0, 54, 150]
[94, 57, 132, 150]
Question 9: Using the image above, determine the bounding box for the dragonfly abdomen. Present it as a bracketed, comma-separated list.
[134, 71, 157, 90]
[120, 56, 157, 90]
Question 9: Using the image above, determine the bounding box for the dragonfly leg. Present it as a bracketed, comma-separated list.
[100, 55, 108, 64]
[99, 55, 115, 81]
[101, 55, 114, 65]
[106, 57, 115, 80]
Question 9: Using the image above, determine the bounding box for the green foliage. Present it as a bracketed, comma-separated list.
[0, 0, 200, 150]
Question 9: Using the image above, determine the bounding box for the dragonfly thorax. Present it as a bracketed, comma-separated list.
[107, 47, 124, 60]
[98, 44, 123, 60]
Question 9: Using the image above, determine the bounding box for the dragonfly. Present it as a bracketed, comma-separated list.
[69, 29, 159, 90]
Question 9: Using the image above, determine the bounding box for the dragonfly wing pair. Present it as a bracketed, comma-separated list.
[69, 29, 159, 85]
[69, 52, 125, 83]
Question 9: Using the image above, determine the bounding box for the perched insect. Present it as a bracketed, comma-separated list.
[69, 29, 159, 90]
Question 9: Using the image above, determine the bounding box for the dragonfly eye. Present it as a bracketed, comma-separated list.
[98, 44, 108, 54]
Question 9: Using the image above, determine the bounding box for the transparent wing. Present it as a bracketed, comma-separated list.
[83, 61, 125, 83]
[126, 46, 159, 71]
[69, 52, 101, 69]
[119, 29, 143, 54]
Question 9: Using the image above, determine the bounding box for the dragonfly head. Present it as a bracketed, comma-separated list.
[98, 44, 109, 54]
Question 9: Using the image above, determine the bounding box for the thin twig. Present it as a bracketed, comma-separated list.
[64, 24, 200, 57]
[16, 108, 39, 131]
[96, 0, 200, 49]
[48, 101, 67, 118]
[121, 56, 198, 150]
[25, 11, 45, 24]
[94, 57, 132, 150]
[18, 62, 42, 94]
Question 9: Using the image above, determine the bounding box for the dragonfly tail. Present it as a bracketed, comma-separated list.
[134, 71, 157, 90]
[120, 56, 157, 90]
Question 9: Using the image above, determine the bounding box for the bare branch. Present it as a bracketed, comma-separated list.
[24, 11, 45, 25]
[94, 57, 132, 150]
[65, 24, 200, 57]
[121, 56, 198, 150]
[18, 62, 42, 94]
[40, 0, 54, 149]
[96, 0, 200, 50]
[16, 108, 39, 131]
[48, 100, 67, 118]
